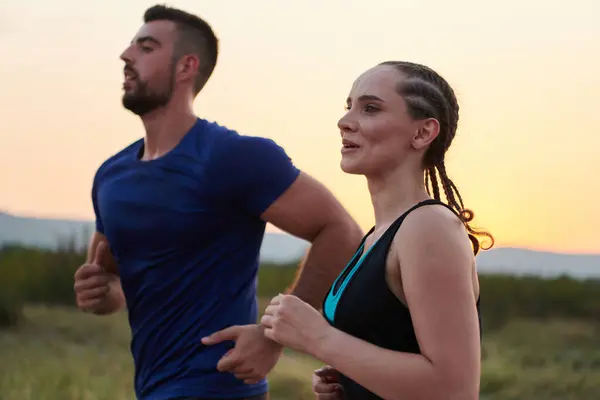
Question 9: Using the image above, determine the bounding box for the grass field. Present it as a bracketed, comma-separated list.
[1, 304, 599, 400]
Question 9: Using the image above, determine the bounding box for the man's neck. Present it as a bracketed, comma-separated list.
[140, 103, 197, 161]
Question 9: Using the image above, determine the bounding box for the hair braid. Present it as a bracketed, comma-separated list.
[380, 60, 494, 254]
[437, 161, 464, 211]
[426, 167, 441, 200]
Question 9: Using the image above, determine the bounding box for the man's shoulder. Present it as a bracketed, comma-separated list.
[199, 119, 290, 164]
[94, 139, 143, 181]
[200, 118, 261, 147]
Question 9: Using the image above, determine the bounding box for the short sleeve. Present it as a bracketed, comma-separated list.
[213, 135, 301, 216]
[91, 171, 105, 234]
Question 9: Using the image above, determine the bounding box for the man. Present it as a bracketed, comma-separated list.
[73, 5, 363, 400]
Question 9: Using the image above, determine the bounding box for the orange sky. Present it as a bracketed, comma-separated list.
[1, 0, 599, 254]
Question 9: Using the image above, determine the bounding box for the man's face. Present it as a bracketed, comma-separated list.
[119, 20, 178, 116]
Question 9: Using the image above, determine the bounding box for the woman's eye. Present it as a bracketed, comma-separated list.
[344, 104, 378, 113]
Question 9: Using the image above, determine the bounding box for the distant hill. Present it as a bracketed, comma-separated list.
[476, 247, 599, 279]
[1, 211, 598, 278]
[0, 211, 93, 251]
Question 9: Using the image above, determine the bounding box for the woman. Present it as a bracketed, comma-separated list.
[260, 61, 493, 400]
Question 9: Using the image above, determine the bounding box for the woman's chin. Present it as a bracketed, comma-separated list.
[340, 159, 364, 175]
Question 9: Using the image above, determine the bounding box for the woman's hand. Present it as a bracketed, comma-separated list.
[313, 365, 344, 399]
[260, 294, 333, 356]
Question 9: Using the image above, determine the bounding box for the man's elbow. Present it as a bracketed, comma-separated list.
[321, 211, 363, 246]
[344, 218, 364, 246]
[341, 210, 364, 238]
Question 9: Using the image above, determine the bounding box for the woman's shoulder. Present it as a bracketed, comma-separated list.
[393, 202, 474, 271]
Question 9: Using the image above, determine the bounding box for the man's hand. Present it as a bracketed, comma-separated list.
[74, 241, 111, 311]
[74, 241, 123, 314]
[201, 324, 284, 384]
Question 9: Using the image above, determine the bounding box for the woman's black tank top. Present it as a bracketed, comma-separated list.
[321, 199, 482, 399]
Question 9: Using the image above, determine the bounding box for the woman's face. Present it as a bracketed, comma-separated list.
[337, 65, 436, 176]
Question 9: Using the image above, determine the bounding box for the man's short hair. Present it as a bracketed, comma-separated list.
[144, 5, 219, 95]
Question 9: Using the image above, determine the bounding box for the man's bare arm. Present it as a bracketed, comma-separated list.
[261, 172, 364, 309]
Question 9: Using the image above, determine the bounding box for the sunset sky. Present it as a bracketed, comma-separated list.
[1, 0, 599, 254]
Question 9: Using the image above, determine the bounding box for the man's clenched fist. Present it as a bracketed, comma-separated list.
[74, 241, 112, 312]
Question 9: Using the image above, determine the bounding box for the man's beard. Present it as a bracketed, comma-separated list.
[122, 77, 173, 116]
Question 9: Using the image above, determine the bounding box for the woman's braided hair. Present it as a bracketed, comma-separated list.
[379, 61, 494, 254]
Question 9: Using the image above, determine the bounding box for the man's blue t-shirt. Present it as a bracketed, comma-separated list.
[91, 118, 300, 399]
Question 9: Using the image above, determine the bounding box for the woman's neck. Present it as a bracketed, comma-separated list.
[366, 163, 430, 230]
